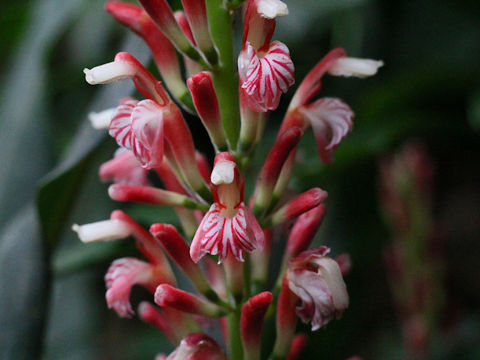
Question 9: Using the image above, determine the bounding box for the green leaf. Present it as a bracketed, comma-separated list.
[0, 205, 49, 360]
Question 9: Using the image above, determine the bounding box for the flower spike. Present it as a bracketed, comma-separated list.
[190, 153, 264, 263]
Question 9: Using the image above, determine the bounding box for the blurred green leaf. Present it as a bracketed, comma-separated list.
[0, 0, 85, 229]
[0, 205, 49, 360]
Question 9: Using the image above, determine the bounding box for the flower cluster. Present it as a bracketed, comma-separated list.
[74, 0, 382, 358]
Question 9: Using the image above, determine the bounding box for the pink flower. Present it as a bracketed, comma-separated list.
[287, 247, 349, 330]
[190, 153, 264, 263]
[105, 257, 172, 317]
[239, 0, 294, 112]
[165, 333, 226, 360]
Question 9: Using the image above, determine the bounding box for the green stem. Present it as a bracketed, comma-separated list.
[206, 0, 240, 150]
[227, 309, 244, 360]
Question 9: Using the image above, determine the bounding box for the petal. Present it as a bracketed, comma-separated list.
[131, 99, 165, 168]
[239, 41, 294, 112]
[105, 257, 154, 317]
[301, 97, 354, 163]
[109, 99, 138, 150]
[190, 203, 263, 263]
[99, 148, 149, 186]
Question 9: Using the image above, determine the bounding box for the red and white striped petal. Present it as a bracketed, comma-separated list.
[239, 41, 294, 112]
[190, 203, 263, 263]
[109, 99, 138, 150]
[105, 257, 159, 318]
[301, 97, 354, 163]
[131, 99, 165, 168]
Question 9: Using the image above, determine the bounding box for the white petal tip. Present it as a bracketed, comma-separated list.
[328, 57, 384, 78]
[83, 61, 136, 85]
[211, 161, 236, 185]
[257, 0, 289, 19]
[72, 220, 131, 243]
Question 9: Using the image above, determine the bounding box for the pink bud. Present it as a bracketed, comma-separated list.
[154, 285, 226, 317]
[139, 0, 200, 61]
[105, 257, 172, 317]
[269, 188, 328, 226]
[273, 276, 299, 358]
[241, 292, 273, 360]
[150, 224, 211, 294]
[181, 0, 217, 62]
[187, 72, 227, 150]
[253, 127, 303, 211]
[286, 334, 308, 360]
[284, 205, 326, 261]
[108, 184, 205, 210]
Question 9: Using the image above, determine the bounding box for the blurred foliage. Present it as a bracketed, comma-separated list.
[0, 0, 479, 359]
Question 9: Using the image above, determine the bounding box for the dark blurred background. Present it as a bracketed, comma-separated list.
[0, 0, 479, 359]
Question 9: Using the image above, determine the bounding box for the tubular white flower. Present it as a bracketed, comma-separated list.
[72, 219, 131, 243]
[84, 61, 136, 84]
[328, 57, 384, 78]
[88, 107, 116, 129]
[257, 0, 289, 19]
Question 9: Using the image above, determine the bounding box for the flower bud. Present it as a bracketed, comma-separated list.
[154, 285, 226, 317]
[99, 148, 149, 186]
[187, 72, 227, 151]
[241, 292, 273, 360]
[268, 188, 328, 227]
[88, 107, 116, 129]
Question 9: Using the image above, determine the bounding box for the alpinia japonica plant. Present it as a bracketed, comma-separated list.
[74, 0, 382, 358]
